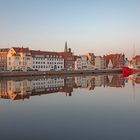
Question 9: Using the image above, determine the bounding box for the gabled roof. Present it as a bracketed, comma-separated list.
[12, 47, 30, 53]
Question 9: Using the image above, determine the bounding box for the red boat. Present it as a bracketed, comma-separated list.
[122, 66, 140, 77]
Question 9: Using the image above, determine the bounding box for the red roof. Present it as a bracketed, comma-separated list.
[12, 47, 30, 53]
[30, 50, 64, 59]
[0, 48, 9, 52]
[133, 55, 140, 60]
[30, 50, 58, 55]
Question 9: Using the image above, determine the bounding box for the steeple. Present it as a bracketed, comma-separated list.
[64, 41, 68, 52]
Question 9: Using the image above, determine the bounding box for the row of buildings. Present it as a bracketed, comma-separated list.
[0, 42, 131, 71]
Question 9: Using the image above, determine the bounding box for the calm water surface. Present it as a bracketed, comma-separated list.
[0, 74, 140, 140]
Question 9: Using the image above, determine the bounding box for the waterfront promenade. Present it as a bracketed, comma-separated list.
[0, 69, 122, 77]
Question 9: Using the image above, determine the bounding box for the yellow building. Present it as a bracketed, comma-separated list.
[7, 47, 32, 71]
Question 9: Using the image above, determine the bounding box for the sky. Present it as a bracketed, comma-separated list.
[0, 0, 140, 59]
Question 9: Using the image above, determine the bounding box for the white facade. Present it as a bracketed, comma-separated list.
[75, 55, 94, 70]
[95, 56, 105, 70]
[7, 47, 64, 71]
[32, 54, 64, 71]
[75, 57, 82, 70]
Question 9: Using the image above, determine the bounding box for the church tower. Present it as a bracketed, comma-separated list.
[64, 41, 68, 52]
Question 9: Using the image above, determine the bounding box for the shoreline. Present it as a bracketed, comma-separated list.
[0, 69, 122, 78]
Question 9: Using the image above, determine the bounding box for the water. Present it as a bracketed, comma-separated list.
[0, 74, 140, 140]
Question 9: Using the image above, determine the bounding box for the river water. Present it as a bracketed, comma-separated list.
[0, 74, 140, 140]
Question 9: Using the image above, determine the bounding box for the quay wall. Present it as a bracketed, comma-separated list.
[0, 69, 122, 78]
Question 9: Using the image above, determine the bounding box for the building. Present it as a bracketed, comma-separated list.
[58, 42, 75, 70]
[0, 48, 9, 71]
[6, 47, 64, 71]
[104, 54, 125, 69]
[74, 55, 94, 70]
[7, 47, 32, 71]
[80, 55, 89, 70]
[132, 55, 140, 68]
[30, 50, 64, 71]
[87, 53, 95, 65]
[95, 56, 105, 69]
[74, 56, 82, 70]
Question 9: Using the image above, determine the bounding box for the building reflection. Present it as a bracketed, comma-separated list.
[0, 74, 126, 101]
[105, 75, 125, 88]
[128, 74, 140, 85]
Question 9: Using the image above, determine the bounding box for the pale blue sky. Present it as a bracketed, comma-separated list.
[0, 0, 140, 58]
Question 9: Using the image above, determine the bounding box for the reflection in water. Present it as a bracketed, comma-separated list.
[1, 74, 140, 140]
[0, 74, 128, 101]
[128, 74, 140, 85]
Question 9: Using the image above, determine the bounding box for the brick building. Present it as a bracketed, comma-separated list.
[104, 54, 125, 69]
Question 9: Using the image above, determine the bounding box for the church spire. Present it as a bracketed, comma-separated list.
[64, 41, 68, 52]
